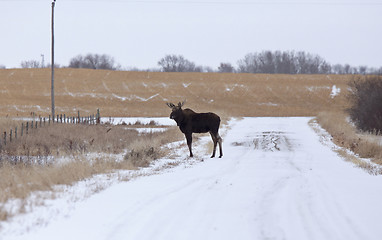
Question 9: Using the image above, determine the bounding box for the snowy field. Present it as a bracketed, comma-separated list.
[1, 117, 382, 240]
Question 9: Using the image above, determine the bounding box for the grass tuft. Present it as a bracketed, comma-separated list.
[124, 140, 163, 167]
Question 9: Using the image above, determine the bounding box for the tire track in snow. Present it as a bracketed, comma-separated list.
[238, 118, 372, 240]
[225, 118, 374, 240]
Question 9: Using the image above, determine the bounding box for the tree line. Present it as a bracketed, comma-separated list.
[12, 51, 382, 75]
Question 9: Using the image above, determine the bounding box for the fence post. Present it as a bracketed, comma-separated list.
[10, 129, 12, 143]
[3, 131, 6, 146]
[26, 122, 29, 134]
[31, 121, 34, 129]
[21, 123, 24, 136]
[15, 127, 17, 139]
[96, 109, 100, 124]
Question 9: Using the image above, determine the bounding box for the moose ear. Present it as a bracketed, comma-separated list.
[166, 102, 176, 108]
[178, 100, 186, 108]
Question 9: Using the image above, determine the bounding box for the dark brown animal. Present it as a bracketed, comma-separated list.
[166, 101, 223, 158]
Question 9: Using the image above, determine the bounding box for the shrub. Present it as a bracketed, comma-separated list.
[348, 76, 382, 133]
[124, 139, 163, 168]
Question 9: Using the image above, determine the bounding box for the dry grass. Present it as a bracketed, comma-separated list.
[124, 126, 182, 168]
[0, 156, 134, 222]
[316, 111, 382, 172]
[1, 122, 139, 157]
[0, 121, 182, 222]
[0, 69, 351, 117]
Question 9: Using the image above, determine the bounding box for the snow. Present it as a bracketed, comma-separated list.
[111, 93, 128, 101]
[225, 83, 245, 92]
[257, 102, 279, 107]
[2, 117, 382, 240]
[330, 85, 341, 98]
[101, 117, 175, 126]
[135, 93, 160, 102]
[125, 127, 167, 134]
[306, 86, 330, 92]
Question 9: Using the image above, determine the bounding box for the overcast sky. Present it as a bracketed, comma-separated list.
[1, 0, 381, 69]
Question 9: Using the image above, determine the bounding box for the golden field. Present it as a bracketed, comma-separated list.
[1, 69, 380, 222]
[0, 68, 351, 118]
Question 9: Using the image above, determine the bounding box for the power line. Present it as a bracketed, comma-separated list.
[1, 0, 382, 5]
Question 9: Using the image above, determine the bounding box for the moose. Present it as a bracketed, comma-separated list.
[166, 101, 223, 158]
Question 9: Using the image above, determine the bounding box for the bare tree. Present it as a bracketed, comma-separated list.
[237, 50, 332, 74]
[237, 53, 258, 73]
[358, 66, 367, 75]
[332, 64, 344, 74]
[68, 53, 118, 70]
[275, 51, 297, 74]
[194, 65, 205, 72]
[20, 60, 42, 68]
[295, 52, 326, 74]
[343, 64, 352, 74]
[46, 63, 61, 68]
[376, 67, 382, 75]
[218, 62, 235, 73]
[158, 54, 197, 72]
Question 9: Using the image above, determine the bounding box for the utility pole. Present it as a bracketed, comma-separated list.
[51, 0, 56, 121]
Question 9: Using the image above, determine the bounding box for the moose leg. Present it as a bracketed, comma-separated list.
[217, 133, 223, 158]
[185, 133, 193, 157]
[209, 131, 218, 158]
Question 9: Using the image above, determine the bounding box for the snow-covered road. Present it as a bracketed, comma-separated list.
[2, 118, 382, 240]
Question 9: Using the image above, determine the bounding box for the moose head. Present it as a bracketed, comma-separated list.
[166, 101, 185, 125]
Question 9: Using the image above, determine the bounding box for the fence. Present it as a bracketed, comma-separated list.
[0, 109, 100, 148]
